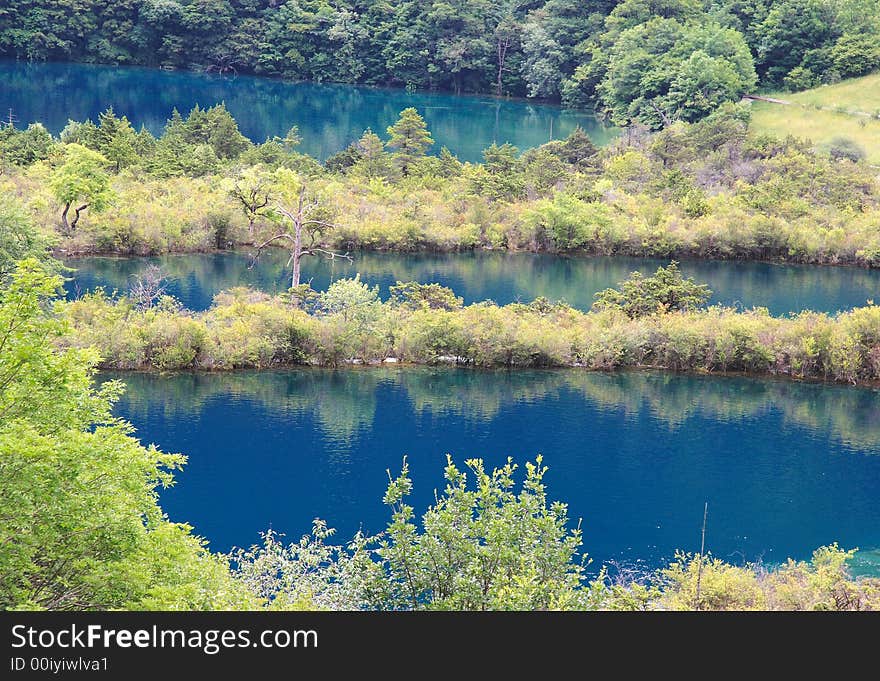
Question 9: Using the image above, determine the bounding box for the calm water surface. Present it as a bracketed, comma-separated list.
[14, 59, 879, 576]
[0, 60, 616, 161]
[68, 251, 880, 315]
[109, 369, 880, 574]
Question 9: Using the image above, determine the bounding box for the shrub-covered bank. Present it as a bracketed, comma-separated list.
[61, 275, 880, 386]
[4, 103, 880, 266]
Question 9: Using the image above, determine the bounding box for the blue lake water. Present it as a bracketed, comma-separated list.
[67, 251, 880, 315]
[0, 60, 616, 162]
[109, 369, 880, 575]
[10, 57, 879, 580]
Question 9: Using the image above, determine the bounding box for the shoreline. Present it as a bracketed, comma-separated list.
[62, 289, 880, 388]
[57, 243, 880, 271]
[0, 56, 576, 110]
[96, 362, 880, 390]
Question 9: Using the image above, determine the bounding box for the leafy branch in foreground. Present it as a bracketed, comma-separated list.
[0, 260, 253, 611]
[228, 456, 880, 611]
[379, 455, 588, 610]
[229, 455, 595, 611]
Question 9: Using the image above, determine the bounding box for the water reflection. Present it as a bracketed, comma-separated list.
[68, 251, 880, 315]
[111, 368, 880, 453]
[107, 368, 880, 572]
[0, 60, 616, 162]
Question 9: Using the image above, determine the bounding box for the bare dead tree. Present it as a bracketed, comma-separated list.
[494, 15, 518, 97]
[229, 172, 272, 237]
[649, 101, 673, 128]
[694, 502, 709, 610]
[250, 185, 351, 288]
[204, 52, 243, 76]
[129, 264, 168, 310]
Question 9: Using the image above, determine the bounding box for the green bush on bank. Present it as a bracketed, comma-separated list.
[228, 464, 880, 611]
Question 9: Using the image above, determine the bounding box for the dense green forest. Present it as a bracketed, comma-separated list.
[2, 0, 879, 126]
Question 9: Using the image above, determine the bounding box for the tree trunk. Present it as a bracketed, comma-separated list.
[60, 202, 71, 235]
[291, 247, 301, 288]
[290, 190, 305, 288]
[70, 203, 88, 231]
[496, 39, 508, 97]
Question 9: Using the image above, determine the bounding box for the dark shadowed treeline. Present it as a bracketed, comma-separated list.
[3, 0, 879, 124]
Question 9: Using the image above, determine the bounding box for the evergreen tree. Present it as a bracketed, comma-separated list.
[386, 108, 434, 176]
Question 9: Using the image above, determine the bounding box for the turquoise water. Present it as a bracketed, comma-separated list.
[67, 251, 880, 315]
[12, 57, 878, 579]
[0, 61, 616, 162]
[110, 369, 880, 573]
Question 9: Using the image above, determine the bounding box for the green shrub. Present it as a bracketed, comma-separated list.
[593, 262, 712, 318]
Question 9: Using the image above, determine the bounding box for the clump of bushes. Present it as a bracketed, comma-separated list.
[592, 262, 712, 318]
[227, 456, 880, 611]
[59, 275, 880, 386]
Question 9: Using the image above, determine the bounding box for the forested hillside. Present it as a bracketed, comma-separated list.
[2, 0, 879, 126]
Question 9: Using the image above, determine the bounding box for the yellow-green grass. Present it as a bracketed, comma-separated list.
[749, 72, 880, 164]
[775, 72, 880, 114]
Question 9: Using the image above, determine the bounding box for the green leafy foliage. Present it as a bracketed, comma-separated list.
[0, 260, 253, 610]
[389, 281, 464, 311]
[61, 108, 142, 172]
[318, 275, 381, 322]
[595, 18, 757, 128]
[228, 457, 880, 611]
[0, 123, 55, 167]
[48, 143, 113, 233]
[593, 262, 712, 317]
[0, 200, 53, 277]
[379, 455, 587, 610]
[4, 103, 879, 268]
[386, 108, 434, 176]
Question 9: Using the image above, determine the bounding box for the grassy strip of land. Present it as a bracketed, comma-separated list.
[60, 279, 880, 386]
[779, 73, 880, 114]
[750, 73, 880, 164]
[750, 102, 880, 165]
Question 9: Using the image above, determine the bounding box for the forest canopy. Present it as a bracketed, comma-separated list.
[2, 0, 879, 127]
